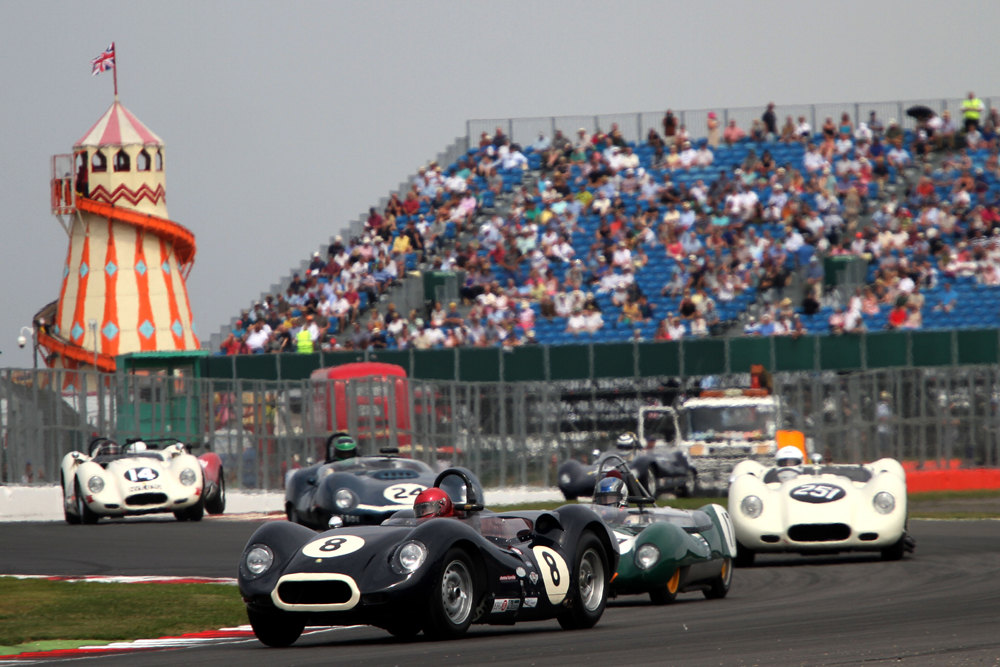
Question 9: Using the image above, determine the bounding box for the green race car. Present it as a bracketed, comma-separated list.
[592, 455, 737, 604]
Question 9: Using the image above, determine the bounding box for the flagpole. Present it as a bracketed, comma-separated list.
[112, 42, 118, 98]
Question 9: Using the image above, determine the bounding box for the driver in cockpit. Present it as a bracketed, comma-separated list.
[775, 445, 804, 482]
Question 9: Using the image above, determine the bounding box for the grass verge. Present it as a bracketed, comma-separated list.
[0, 578, 245, 648]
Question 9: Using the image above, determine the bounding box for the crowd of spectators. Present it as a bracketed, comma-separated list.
[222, 92, 1000, 354]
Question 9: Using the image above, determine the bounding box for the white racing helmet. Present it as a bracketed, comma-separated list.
[776, 445, 803, 467]
[616, 432, 639, 451]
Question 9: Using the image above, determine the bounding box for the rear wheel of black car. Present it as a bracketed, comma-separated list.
[649, 566, 685, 605]
[703, 557, 732, 599]
[881, 534, 907, 561]
[247, 608, 305, 648]
[205, 470, 226, 514]
[558, 531, 609, 630]
[425, 548, 477, 639]
[75, 481, 99, 524]
[676, 470, 698, 498]
[734, 542, 755, 567]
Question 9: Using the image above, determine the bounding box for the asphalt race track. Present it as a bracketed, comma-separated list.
[3, 519, 1000, 666]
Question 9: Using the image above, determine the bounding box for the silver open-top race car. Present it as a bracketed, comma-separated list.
[728, 448, 914, 565]
[60, 437, 226, 523]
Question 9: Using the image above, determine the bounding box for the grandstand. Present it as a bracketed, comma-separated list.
[213, 96, 1000, 354]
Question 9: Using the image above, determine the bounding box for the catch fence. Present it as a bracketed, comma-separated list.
[467, 96, 999, 147]
[3, 364, 998, 493]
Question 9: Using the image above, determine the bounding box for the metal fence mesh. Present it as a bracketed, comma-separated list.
[3, 365, 998, 492]
[465, 96, 998, 148]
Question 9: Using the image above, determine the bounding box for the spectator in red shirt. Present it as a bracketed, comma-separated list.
[887, 304, 907, 329]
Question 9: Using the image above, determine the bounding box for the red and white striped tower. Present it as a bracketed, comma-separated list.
[41, 97, 198, 372]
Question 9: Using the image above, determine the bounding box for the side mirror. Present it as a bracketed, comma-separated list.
[307, 476, 317, 486]
[328, 516, 344, 529]
[591, 449, 601, 458]
[811, 453, 823, 465]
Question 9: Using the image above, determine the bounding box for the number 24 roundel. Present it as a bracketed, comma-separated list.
[531, 546, 570, 605]
[790, 483, 846, 503]
[302, 535, 366, 558]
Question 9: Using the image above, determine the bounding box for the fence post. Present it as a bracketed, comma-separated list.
[466, 120, 470, 145]
[810, 105, 816, 133]
[637, 113, 642, 142]
[551, 117, 556, 138]
[508, 119, 514, 144]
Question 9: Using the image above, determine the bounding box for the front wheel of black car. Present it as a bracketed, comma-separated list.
[205, 470, 226, 514]
[704, 557, 732, 599]
[425, 549, 478, 639]
[558, 531, 609, 630]
[247, 608, 305, 648]
[644, 472, 659, 498]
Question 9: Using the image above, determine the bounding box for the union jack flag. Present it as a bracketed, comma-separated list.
[91, 43, 115, 76]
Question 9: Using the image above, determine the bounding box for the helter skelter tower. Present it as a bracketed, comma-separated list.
[41, 95, 199, 373]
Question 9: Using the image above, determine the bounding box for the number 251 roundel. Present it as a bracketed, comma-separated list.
[790, 483, 846, 503]
[302, 535, 366, 558]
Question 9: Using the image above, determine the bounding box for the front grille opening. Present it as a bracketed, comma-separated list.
[278, 580, 352, 605]
[760, 535, 780, 543]
[788, 523, 851, 542]
[858, 532, 879, 541]
[125, 493, 168, 506]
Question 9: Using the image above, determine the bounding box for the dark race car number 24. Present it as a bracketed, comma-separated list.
[790, 483, 846, 503]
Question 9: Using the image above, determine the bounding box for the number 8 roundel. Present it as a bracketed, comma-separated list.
[531, 546, 570, 605]
[302, 535, 366, 558]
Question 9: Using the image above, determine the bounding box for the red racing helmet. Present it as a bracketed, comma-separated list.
[413, 487, 454, 519]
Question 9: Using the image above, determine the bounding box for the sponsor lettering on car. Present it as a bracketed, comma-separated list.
[491, 598, 520, 613]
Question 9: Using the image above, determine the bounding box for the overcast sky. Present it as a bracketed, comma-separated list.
[0, 1, 996, 366]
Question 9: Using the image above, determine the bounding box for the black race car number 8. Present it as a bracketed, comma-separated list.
[302, 535, 366, 558]
[790, 483, 846, 503]
[531, 546, 570, 605]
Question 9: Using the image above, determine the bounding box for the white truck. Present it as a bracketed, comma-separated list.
[638, 388, 792, 492]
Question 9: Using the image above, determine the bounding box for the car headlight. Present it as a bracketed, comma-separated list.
[244, 544, 274, 578]
[87, 475, 105, 494]
[334, 488, 357, 511]
[179, 468, 197, 486]
[559, 473, 571, 485]
[873, 491, 896, 515]
[635, 543, 660, 570]
[740, 495, 763, 518]
[397, 541, 427, 573]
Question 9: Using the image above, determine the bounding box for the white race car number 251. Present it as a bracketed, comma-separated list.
[383, 483, 427, 504]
